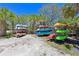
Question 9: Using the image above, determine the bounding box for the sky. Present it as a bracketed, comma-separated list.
[0, 3, 64, 15]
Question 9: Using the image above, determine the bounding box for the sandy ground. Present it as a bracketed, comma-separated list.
[0, 35, 70, 56]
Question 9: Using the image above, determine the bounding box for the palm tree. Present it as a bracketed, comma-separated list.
[0, 8, 16, 36]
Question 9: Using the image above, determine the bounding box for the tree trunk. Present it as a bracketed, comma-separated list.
[0, 20, 6, 36]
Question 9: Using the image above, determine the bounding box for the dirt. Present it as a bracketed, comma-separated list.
[0, 35, 70, 56]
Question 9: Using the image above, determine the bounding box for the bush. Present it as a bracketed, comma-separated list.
[4, 32, 13, 38]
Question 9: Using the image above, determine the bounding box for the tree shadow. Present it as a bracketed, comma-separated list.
[48, 38, 79, 46]
[48, 38, 79, 50]
[65, 39, 79, 46]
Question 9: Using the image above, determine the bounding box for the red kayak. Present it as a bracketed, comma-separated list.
[47, 34, 56, 39]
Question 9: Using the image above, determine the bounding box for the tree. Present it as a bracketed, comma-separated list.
[40, 4, 62, 25]
[62, 4, 76, 19]
[0, 14, 7, 36]
[73, 3, 79, 13]
[0, 8, 16, 36]
[16, 14, 42, 33]
[27, 14, 40, 32]
[19, 14, 49, 33]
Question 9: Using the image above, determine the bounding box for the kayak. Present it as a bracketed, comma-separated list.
[36, 31, 53, 36]
[47, 34, 56, 39]
[56, 30, 68, 33]
[56, 36, 67, 40]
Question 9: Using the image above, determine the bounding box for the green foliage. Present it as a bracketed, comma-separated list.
[0, 8, 17, 36]
[4, 32, 12, 38]
[62, 4, 76, 19]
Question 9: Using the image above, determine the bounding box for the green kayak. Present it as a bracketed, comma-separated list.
[56, 36, 67, 40]
[56, 30, 68, 33]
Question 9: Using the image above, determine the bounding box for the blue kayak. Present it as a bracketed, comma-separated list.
[35, 27, 54, 36]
